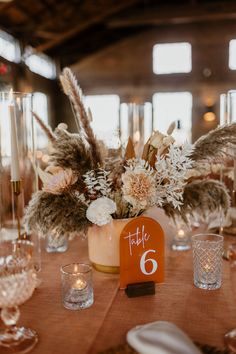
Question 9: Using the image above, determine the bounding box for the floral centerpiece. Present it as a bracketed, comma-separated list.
[24, 68, 236, 269]
[24, 69, 191, 234]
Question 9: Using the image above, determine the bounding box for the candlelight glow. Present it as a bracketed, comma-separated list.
[204, 264, 212, 273]
[177, 229, 185, 238]
[73, 278, 87, 291]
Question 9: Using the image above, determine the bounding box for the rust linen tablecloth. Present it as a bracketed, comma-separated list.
[2, 208, 235, 354]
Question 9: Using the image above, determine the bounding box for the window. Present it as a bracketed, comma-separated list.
[33, 92, 49, 149]
[153, 92, 192, 144]
[153, 42, 192, 74]
[24, 50, 56, 79]
[84, 95, 120, 148]
[0, 30, 20, 63]
[229, 40, 236, 70]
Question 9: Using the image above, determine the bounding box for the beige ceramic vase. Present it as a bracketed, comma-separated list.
[87, 218, 130, 274]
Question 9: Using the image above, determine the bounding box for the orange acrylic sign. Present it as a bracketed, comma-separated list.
[119, 216, 165, 289]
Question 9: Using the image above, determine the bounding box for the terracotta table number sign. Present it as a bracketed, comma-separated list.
[120, 216, 165, 290]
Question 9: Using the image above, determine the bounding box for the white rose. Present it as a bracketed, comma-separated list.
[86, 197, 116, 226]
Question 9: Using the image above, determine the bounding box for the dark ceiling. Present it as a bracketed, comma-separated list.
[0, 0, 236, 68]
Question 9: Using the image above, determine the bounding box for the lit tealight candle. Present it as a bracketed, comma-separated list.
[68, 277, 88, 304]
[203, 263, 212, 273]
[9, 89, 20, 181]
[177, 229, 185, 239]
[73, 278, 87, 291]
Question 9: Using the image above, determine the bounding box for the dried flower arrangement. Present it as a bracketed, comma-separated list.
[24, 68, 236, 239]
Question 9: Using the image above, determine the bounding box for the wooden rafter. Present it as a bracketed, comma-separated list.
[108, 1, 236, 27]
[35, 0, 142, 52]
[54, 25, 145, 66]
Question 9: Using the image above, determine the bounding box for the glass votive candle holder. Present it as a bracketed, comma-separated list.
[45, 233, 68, 253]
[61, 263, 94, 310]
[171, 217, 191, 251]
[192, 233, 223, 290]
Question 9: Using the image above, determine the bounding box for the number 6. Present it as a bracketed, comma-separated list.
[140, 249, 158, 275]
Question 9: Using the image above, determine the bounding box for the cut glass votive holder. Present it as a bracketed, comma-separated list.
[192, 233, 223, 290]
[45, 233, 68, 253]
[61, 263, 94, 310]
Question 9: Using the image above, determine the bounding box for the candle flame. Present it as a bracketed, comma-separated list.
[177, 229, 185, 237]
[74, 278, 87, 290]
[204, 263, 212, 272]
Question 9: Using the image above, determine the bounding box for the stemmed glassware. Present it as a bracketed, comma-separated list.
[0, 239, 38, 353]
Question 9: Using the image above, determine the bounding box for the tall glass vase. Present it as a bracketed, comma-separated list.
[0, 92, 41, 270]
[219, 90, 236, 235]
[120, 102, 153, 156]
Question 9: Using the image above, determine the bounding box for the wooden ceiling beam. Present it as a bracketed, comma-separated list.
[35, 0, 142, 53]
[55, 26, 144, 66]
[1, 1, 73, 46]
[35, 30, 61, 40]
[107, 1, 236, 28]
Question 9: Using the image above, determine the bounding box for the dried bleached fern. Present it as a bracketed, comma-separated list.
[32, 113, 95, 181]
[164, 179, 230, 222]
[49, 127, 94, 180]
[24, 190, 91, 236]
[171, 123, 236, 222]
[60, 67, 102, 167]
[32, 112, 56, 142]
[191, 123, 236, 163]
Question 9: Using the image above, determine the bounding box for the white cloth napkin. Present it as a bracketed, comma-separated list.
[127, 321, 202, 354]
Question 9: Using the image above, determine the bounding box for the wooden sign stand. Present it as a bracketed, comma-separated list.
[119, 216, 165, 290]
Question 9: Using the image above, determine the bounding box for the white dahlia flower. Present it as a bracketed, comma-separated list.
[86, 197, 116, 226]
